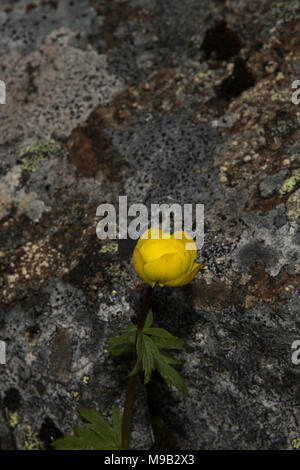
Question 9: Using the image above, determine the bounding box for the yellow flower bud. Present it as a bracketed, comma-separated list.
[132, 227, 201, 287]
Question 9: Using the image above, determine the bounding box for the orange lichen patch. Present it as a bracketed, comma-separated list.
[244, 264, 299, 309]
[192, 261, 299, 312]
[245, 186, 292, 213]
[65, 108, 128, 180]
[192, 278, 245, 311]
[25, 3, 38, 14]
[89, 0, 151, 49]
[66, 126, 114, 178]
[89, 0, 131, 49]
[65, 66, 188, 178]
[138, 68, 186, 113]
[1, 5, 12, 13]
[84, 67, 185, 130]
[85, 88, 140, 130]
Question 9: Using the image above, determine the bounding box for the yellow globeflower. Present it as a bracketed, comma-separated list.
[132, 227, 202, 287]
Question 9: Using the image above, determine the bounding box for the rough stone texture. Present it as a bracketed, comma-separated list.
[0, 0, 299, 450]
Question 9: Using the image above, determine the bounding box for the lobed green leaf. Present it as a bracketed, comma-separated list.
[107, 324, 137, 356]
[150, 335, 185, 350]
[52, 407, 123, 450]
[155, 355, 188, 397]
[144, 309, 153, 329]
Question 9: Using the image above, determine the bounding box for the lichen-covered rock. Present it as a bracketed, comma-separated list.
[0, 0, 299, 450]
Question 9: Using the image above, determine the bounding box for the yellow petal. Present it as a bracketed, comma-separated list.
[144, 252, 185, 284]
[133, 228, 200, 287]
[139, 237, 188, 266]
[172, 231, 197, 270]
[163, 262, 200, 287]
[132, 245, 155, 287]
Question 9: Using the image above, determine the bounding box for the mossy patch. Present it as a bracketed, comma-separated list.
[99, 242, 119, 254]
[23, 425, 43, 450]
[17, 139, 61, 172]
[286, 188, 300, 222]
[71, 391, 80, 401]
[291, 436, 300, 450]
[6, 410, 18, 428]
[280, 169, 300, 195]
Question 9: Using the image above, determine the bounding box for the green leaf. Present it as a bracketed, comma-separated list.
[53, 428, 107, 450]
[79, 408, 114, 440]
[112, 406, 122, 449]
[159, 352, 182, 365]
[136, 330, 143, 359]
[144, 309, 153, 329]
[107, 324, 137, 356]
[144, 327, 180, 339]
[108, 314, 188, 397]
[151, 335, 185, 351]
[144, 327, 185, 350]
[136, 331, 158, 384]
[128, 357, 142, 376]
[155, 355, 188, 397]
[52, 407, 122, 450]
[136, 329, 187, 394]
[140, 334, 158, 384]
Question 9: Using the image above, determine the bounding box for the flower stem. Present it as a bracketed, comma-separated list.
[121, 284, 153, 450]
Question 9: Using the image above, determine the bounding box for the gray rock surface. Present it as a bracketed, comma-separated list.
[0, 0, 299, 450]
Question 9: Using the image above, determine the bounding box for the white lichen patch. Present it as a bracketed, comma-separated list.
[0, 27, 125, 146]
[2, 239, 61, 303]
[98, 296, 131, 322]
[0, 165, 50, 222]
[0, 166, 22, 220]
[14, 189, 50, 222]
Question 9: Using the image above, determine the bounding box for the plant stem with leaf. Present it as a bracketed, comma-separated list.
[121, 285, 153, 450]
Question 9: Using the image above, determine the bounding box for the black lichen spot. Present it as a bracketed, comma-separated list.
[0, 224, 24, 251]
[2, 387, 22, 411]
[24, 63, 39, 101]
[23, 291, 50, 319]
[216, 58, 255, 100]
[201, 20, 242, 60]
[25, 325, 40, 345]
[38, 417, 63, 449]
[237, 241, 278, 271]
